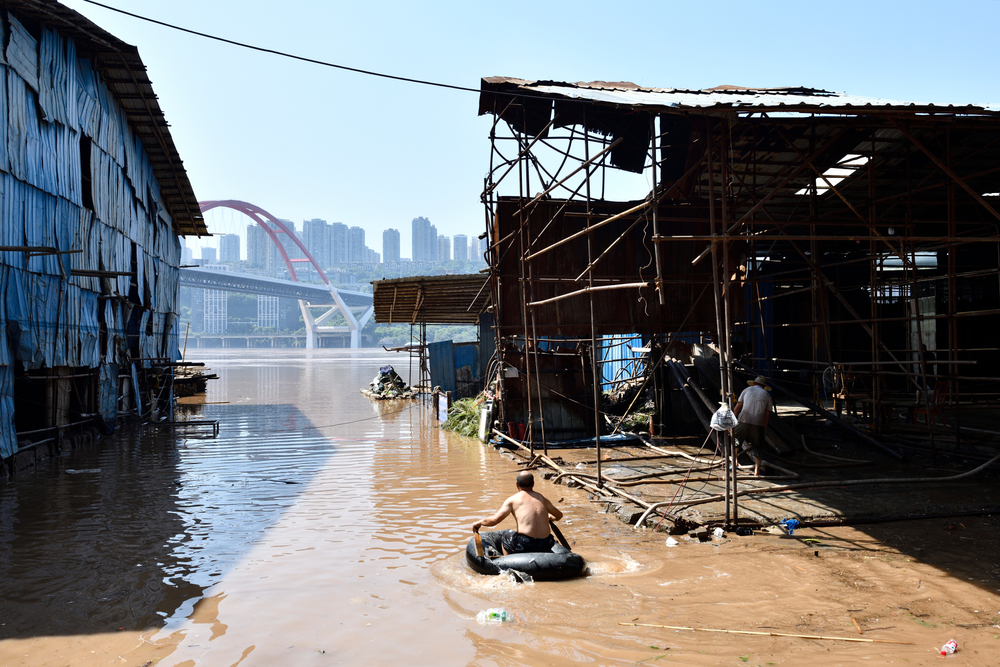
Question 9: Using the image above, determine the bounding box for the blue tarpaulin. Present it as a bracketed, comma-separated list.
[0, 14, 185, 458]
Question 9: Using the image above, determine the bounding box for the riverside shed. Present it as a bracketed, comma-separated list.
[0, 0, 206, 470]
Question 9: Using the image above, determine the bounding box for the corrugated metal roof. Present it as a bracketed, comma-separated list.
[2, 0, 206, 235]
[481, 77, 1000, 116]
[372, 274, 489, 325]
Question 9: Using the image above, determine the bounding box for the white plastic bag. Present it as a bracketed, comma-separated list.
[710, 404, 737, 431]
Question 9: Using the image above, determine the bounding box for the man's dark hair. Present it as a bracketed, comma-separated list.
[516, 471, 534, 489]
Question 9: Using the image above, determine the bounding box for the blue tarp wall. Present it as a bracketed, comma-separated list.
[1, 12, 182, 458]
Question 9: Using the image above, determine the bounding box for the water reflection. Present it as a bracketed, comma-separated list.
[0, 426, 199, 637]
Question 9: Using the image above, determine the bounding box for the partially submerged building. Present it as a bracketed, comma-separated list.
[478, 77, 1000, 517]
[0, 0, 206, 471]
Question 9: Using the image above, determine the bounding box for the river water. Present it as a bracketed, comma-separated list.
[2, 349, 998, 666]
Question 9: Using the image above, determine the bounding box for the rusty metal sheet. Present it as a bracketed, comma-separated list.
[480, 77, 1000, 116]
[492, 197, 725, 337]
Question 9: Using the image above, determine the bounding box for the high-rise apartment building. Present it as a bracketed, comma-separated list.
[258, 295, 279, 329]
[247, 223, 282, 274]
[452, 234, 468, 262]
[202, 247, 217, 263]
[278, 220, 303, 262]
[203, 265, 228, 334]
[330, 222, 348, 264]
[219, 234, 240, 263]
[411, 216, 438, 262]
[302, 218, 330, 268]
[438, 235, 451, 262]
[383, 228, 401, 263]
[348, 226, 365, 263]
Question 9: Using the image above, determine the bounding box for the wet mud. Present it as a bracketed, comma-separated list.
[1, 350, 998, 666]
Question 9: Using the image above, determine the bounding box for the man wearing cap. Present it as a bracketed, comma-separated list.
[732, 376, 773, 476]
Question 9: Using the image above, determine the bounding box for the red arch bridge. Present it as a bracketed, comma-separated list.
[180, 200, 375, 348]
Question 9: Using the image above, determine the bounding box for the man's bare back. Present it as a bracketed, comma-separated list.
[472, 471, 563, 550]
[501, 488, 561, 538]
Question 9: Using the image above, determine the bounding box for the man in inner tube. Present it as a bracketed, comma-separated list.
[472, 471, 563, 555]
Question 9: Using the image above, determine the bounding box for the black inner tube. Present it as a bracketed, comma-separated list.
[465, 531, 586, 581]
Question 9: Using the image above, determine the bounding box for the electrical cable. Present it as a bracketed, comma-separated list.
[79, 0, 480, 94]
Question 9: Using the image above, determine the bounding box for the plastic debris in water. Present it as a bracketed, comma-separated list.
[476, 608, 515, 624]
[665, 537, 679, 547]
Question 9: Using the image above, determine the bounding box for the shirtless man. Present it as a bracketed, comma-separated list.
[471, 471, 563, 555]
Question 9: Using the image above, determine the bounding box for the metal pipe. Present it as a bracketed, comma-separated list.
[15, 417, 95, 436]
[512, 137, 623, 219]
[666, 362, 713, 432]
[746, 357, 977, 367]
[670, 451, 1000, 511]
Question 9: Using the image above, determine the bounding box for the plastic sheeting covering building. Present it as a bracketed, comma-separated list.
[0, 3, 202, 462]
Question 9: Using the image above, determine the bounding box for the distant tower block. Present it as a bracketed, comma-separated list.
[383, 228, 401, 263]
[453, 234, 468, 262]
[258, 295, 279, 329]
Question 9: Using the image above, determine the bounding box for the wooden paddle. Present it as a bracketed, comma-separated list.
[473, 528, 485, 558]
[549, 520, 571, 550]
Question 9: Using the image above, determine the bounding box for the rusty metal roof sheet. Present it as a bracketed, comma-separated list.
[3, 0, 206, 235]
[480, 77, 1000, 116]
[372, 274, 489, 325]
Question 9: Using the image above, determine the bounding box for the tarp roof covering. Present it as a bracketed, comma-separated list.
[3, 0, 206, 235]
[372, 274, 489, 325]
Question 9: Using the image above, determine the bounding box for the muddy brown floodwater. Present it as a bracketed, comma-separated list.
[2, 349, 1000, 666]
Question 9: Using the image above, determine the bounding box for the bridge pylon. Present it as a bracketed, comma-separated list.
[298, 288, 374, 349]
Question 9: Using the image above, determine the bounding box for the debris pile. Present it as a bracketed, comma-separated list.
[362, 365, 416, 400]
[173, 366, 218, 397]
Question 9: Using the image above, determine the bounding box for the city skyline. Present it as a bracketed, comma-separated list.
[185, 214, 481, 265]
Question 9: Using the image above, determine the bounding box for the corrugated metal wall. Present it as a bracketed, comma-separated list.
[600, 334, 646, 391]
[428, 340, 455, 395]
[0, 11, 182, 459]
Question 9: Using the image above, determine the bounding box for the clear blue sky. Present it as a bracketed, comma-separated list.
[63, 0, 1000, 258]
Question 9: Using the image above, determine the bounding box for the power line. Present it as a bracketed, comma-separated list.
[79, 0, 480, 94]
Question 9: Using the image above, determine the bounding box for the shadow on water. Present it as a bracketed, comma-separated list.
[0, 402, 336, 640]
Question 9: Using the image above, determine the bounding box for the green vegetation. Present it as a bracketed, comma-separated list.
[370, 322, 478, 347]
[440, 396, 484, 437]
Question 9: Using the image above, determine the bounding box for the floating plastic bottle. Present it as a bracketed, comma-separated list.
[940, 639, 958, 655]
[476, 607, 512, 624]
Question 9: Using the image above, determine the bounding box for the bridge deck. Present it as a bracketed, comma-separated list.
[179, 267, 372, 307]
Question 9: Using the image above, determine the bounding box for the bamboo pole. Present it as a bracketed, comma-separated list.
[527, 282, 650, 307]
[650, 113, 665, 305]
[617, 622, 914, 645]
